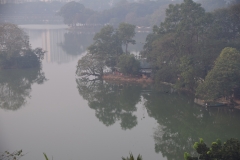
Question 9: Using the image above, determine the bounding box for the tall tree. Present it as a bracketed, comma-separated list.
[143, 0, 213, 86]
[142, 0, 240, 92]
[0, 23, 29, 58]
[88, 25, 123, 70]
[117, 22, 136, 53]
[196, 47, 240, 101]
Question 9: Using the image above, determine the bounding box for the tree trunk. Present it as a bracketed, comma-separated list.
[125, 43, 128, 54]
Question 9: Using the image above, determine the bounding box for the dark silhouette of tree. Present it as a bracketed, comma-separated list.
[0, 68, 46, 111]
[76, 78, 141, 130]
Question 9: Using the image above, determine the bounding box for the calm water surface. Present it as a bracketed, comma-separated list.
[1, 25, 240, 160]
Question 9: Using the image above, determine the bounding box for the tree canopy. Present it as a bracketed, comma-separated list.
[117, 22, 136, 53]
[76, 23, 138, 78]
[0, 23, 45, 69]
[58, 1, 91, 26]
[142, 0, 240, 96]
[184, 138, 240, 160]
[117, 54, 140, 75]
[196, 47, 240, 101]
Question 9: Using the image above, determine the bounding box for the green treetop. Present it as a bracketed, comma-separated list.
[184, 138, 240, 160]
[77, 23, 137, 78]
[0, 23, 45, 69]
[117, 22, 136, 54]
[196, 47, 240, 101]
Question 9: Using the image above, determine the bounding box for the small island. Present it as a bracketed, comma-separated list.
[76, 22, 152, 83]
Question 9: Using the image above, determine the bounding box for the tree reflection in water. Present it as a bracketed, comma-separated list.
[76, 78, 240, 159]
[76, 78, 142, 130]
[0, 68, 46, 111]
[143, 90, 240, 160]
[60, 31, 94, 56]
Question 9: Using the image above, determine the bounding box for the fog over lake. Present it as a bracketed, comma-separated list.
[1, 25, 240, 160]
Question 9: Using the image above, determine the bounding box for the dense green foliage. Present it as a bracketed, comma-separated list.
[184, 138, 240, 160]
[196, 48, 240, 101]
[76, 23, 138, 78]
[74, 0, 240, 101]
[142, 0, 240, 99]
[118, 23, 136, 53]
[0, 23, 45, 69]
[117, 54, 140, 75]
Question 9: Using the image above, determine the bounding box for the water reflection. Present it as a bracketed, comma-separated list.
[76, 79, 240, 159]
[76, 78, 142, 130]
[23, 26, 147, 64]
[60, 31, 94, 56]
[0, 68, 46, 111]
[143, 90, 240, 160]
[24, 28, 94, 64]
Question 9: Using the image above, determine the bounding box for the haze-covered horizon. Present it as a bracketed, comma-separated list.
[0, 0, 236, 26]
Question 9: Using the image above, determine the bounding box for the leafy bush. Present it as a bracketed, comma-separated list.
[184, 138, 240, 160]
[117, 54, 140, 75]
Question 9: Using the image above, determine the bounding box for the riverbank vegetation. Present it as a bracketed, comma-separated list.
[76, 0, 240, 103]
[0, 23, 45, 69]
[142, 0, 240, 101]
[184, 138, 240, 160]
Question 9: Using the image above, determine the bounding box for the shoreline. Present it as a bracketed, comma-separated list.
[102, 73, 240, 110]
[102, 74, 153, 84]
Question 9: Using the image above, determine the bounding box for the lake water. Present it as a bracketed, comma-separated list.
[1, 25, 240, 160]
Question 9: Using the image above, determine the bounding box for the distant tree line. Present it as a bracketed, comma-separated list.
[58, 0, 174, 27]
[0, 0, 237, 25]
[57, 0, 238, 27]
